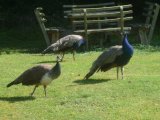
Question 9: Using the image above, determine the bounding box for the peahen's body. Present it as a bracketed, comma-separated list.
[42, 34, 85, 61]
[84, 35, 134, 80]
[7, 56, 61, 96]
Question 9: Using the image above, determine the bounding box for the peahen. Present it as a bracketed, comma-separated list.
[42, 34, 85, 61]
[7, 56, 61, 96]
[84, 34, 134, 80]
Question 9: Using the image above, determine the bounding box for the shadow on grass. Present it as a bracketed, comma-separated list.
[73, 78, 112, 85]
[35, 59, 66, 64]
[35, 60, 57, 64]
[0, 96, 36, 103]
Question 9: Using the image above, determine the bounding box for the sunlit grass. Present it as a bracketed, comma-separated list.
[0, 48, 160, 120]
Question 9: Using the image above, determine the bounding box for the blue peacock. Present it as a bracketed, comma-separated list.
[84, 34, 134, 80]
[42, 34, 85, 61]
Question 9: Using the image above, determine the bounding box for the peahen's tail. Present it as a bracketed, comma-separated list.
[6, 79, 20, 87]
[42, 43, 59, 54]
[7, 81, 15, 87]
[41, 46, 52, 54]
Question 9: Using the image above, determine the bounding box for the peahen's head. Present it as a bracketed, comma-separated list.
[122, 34, 134, 56]
[73, 38, 86, 49]
[78, 38, 86, 47]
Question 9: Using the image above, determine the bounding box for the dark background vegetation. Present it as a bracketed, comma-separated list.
[0, 0, 160, 28]
[0, 0, 160, 53]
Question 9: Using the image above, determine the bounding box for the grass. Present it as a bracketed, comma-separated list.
[0, 26, 160, 119]
[0, 49, 160, 120]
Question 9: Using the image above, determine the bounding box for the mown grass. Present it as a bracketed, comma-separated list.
[0, 48, 160, 120]
[0, 26, 160, 119]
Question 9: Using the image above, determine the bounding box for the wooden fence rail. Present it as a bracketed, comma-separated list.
[64, 4, 133, 50]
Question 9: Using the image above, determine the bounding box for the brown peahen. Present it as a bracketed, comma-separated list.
[42, 34, 85, 61]
[7, 56, 61, 96]
[84, 34, 134, 80]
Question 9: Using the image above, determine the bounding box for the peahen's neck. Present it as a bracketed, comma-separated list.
[49, 61, 61, 79]
[122, 35, 134, 57]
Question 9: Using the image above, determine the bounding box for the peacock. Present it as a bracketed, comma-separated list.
[7, 56, 61, 96]
[42, 34, 85, 61]
[84, 34, 134, 80]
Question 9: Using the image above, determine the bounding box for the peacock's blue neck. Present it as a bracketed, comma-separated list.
[122, 35, 134, 57]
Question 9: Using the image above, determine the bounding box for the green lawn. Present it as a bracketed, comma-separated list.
[0, 49, 159, 120]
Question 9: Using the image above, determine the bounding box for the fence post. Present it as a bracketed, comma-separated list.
[148, 3, 160, 43]
[120, 6, 124, 38]
[34, 8, 50, 46]
[83, 9, 88, 50]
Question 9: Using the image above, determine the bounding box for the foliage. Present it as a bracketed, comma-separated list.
[0, 0, 160, 28]
[0, 27, 46, 54]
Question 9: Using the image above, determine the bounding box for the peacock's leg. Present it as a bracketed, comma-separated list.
[117, 67, 119, 80]
[121, 67, 124, 79]
[30, 85, 38, 96]
[43, 85, 47, 97]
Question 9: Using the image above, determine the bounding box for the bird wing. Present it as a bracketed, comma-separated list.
[42, 35, 83, 53]
[61, 37, 73, 47]
[60, 35, 83, 48]
[84, 45, 123, 79]
[94, 45, 123, 67]
[16, 65, 52, 85]
[60, 35, 79, 48]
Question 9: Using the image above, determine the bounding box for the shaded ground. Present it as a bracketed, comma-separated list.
[0, 27, 160, 54]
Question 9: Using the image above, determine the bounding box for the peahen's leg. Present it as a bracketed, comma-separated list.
[121, 67, 124, 79]
[43, 85, 47, 97]
[117, 67, 119, 80]
[30, 85, 38, 96]
[60, 52, 65, 61]
[72, 50, 75, 61]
